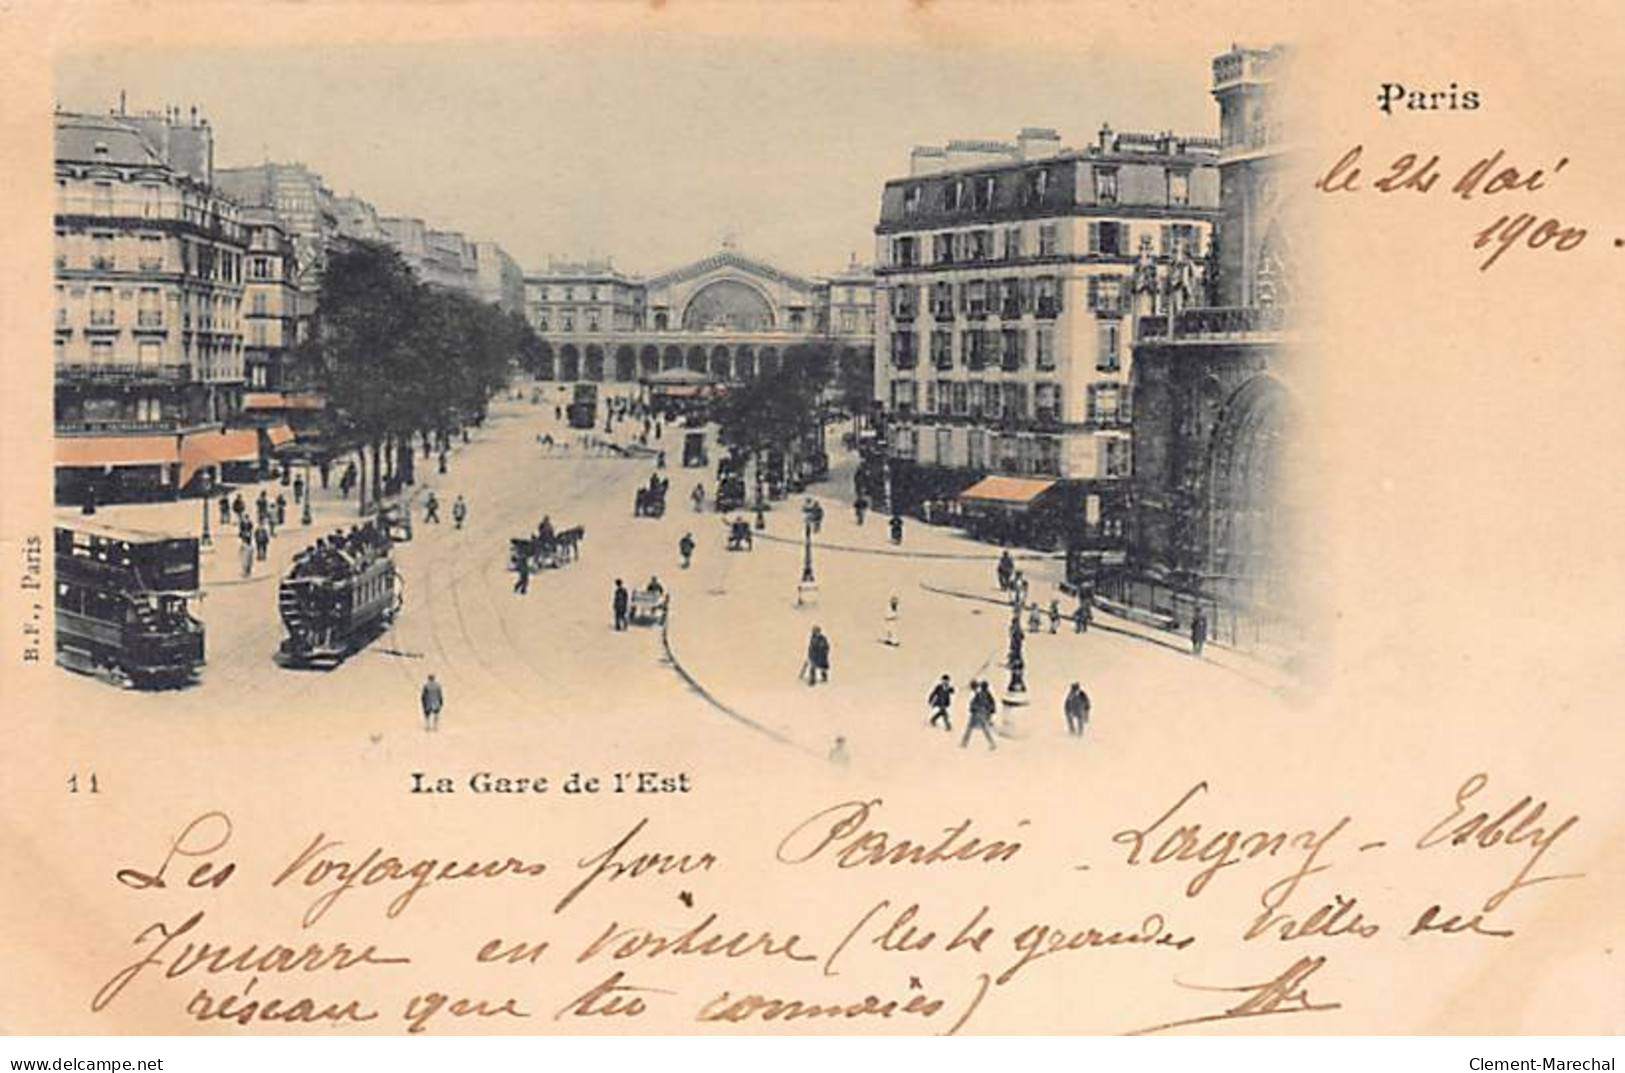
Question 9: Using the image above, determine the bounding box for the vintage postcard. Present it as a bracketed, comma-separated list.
[0, 0, 1620, 1041]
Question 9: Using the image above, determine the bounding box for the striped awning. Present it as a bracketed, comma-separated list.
[54, 434, 179, 469]
[957, 476, 1057, 507]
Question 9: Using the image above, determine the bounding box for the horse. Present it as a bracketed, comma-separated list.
[555, 526, 585, 562]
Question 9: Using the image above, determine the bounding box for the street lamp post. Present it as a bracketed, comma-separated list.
[199, 472, 212, 548]
[301, 456, 313, 526]
[796, 515, 818, 607]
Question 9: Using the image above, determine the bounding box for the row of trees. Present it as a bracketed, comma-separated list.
[710, 342, 873, 484]
[291, 240, 534, 510]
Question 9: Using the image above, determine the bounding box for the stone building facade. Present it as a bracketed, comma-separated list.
[870, 125, 1220, 546]
[53, 108, 248, 502]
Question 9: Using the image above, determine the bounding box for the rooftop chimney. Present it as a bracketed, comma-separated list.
[909, 145, 947, 176]
[1016, 126, 1061, 161]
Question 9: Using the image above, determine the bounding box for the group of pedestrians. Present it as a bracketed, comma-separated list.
[218, 487, 291, 578]
[421, 491, 467, 529]
[925, 672, 1091, 749]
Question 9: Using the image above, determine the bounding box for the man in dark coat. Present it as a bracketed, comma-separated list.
[997, 550, 1015, 592]
[889, 514, 904, 545]
[420, 674, 443, 731]
[805, 626, 830, 685]
[679, 532, 695, 568]
[1191, 609, 1208, 657]
[1064, 682, 1091, 736]
[928, 674, 954, 731]
[961, 681, 997, 750]
[612, 579, 629, 631]
[513, 553, 530, 595]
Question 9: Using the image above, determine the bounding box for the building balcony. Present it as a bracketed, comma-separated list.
[55, 362, 190, 384]
[56, 418, 184, 435]
[90, 257, 116, 272]
[1173, 305, 1287, 338]
[135, 311, 165, 330]
[1035, 299, 1060, 319]
[86, 313, 118, 331]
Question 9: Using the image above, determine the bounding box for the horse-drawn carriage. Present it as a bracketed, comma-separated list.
[634, 474, 669, 518]
[726, 517, 754, 551]
[509, 525, 584, 572]
[628, 588, 669, 627]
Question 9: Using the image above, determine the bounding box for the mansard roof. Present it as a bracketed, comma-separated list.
[54, 113, 165, 169]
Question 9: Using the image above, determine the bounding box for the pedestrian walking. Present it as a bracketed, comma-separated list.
[805, 626, 831, 685]
[420, 674, 444, 731]
[513, 554, 530, 595]
[254, 524, 270, 561]
[691, 483, 706, 513]
[1064, 682, 1091, 737]
[232, 493, 246, 522]
[438, 450, 448, 476]
[238, 529, 254, 578]
[1027, 600, 1043, 633]
[452, 494, 468, 530]
[854, 496, 868, 526]
[1073, 593, 1092, 634]
[1048, 597, 1061, 634]
[292, 475, 304, 504]
[612, 579, 629, 631]
[889, 514, 904, 545]
[678, 531, 695, 569]
[927, 674, 954, 730]
[424, 493, 440, 524]
[882, 594, 900, 647]
[961, 681, 997, 750]
[997, 550, 1015, 592]
[275, 493, 287, 528]
[218, 493, 231, 525]
[1191, 608, 1208, 657]
[256, 490, 269, 524]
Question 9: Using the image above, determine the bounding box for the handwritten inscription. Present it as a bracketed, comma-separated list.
[1314, 145, 1590, 270]
[84, 774, 1589, 1034]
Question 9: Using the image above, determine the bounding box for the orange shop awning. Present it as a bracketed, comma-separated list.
[55, 434, 179, 469]
[266, 424, 296, 448]
[179, 428, 261, 486]
[957, 476, 1057, 508]
[242, 391, 326, 411]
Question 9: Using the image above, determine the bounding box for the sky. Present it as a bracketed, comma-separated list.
[56, 31, 1220, 278]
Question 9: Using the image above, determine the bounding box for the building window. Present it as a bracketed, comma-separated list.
[841, 310, 857, 333]
[929, 282, 953, 319]
[999, 279, 1021, 319]
[969, 230, 992, 262]
[1034, 436, 1061, 475]
[934, 233, 954, 265]
[968, 381, 986, 417]
[1034, 382, 1061, 422]
[1097, 319, 1121, 371]
[1162, 223, 1200, 258]
[1038, 223, 1059, 257]
[974, 175, 996, 211]
[1169, 170, 1190, 207]
[91, 339, 112, 364]
[893, 426, 918, 459]
[1088, 275, 1127, 313]
[903, 185, 922, 215]
[1035, 276, 1061, 318]
[138, 340, 160, 367]
[1025, 168, 1050, 204]
[1095, 168, 1118, 204]
[1089, 221, 1126, 257]
[890, 285, 918, 319]
[790, 310, 804, 331]
[952, 381, 968, 415]
[968, 429, 986, 469]
[890, 331, 918, 369]
[947, 178, 967, 212]
[1102, 437, 1132, 477]
[1036, 326, 1056, 371]
[1002, 382, 1027, 420]
[1088, 383, 1123, 424]
[562, 313, 575, 331]
[930, 330, 952, 370]
[891, 236, 919, 267]
[996, 434, 1021, 473]
[965, 280, 988, 318]
[890, 379, 916, 413]
[1000, 329, 1025, 372]
[1004, 226, 1022, 260]
[935, 427, 953, 464]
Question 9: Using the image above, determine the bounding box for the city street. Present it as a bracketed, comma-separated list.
[53, 387, 1297, 781]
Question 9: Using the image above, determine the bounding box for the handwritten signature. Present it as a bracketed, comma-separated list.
[1127, 955, 1341, 1036]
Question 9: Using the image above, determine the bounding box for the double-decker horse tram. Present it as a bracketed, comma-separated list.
[276, 520, 402, 669]
[54, 521, 205, 688]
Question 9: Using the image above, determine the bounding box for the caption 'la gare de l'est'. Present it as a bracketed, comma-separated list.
[410, 771, 693, 795]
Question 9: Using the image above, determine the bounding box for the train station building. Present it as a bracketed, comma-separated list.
[521, 240, 877, 388]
